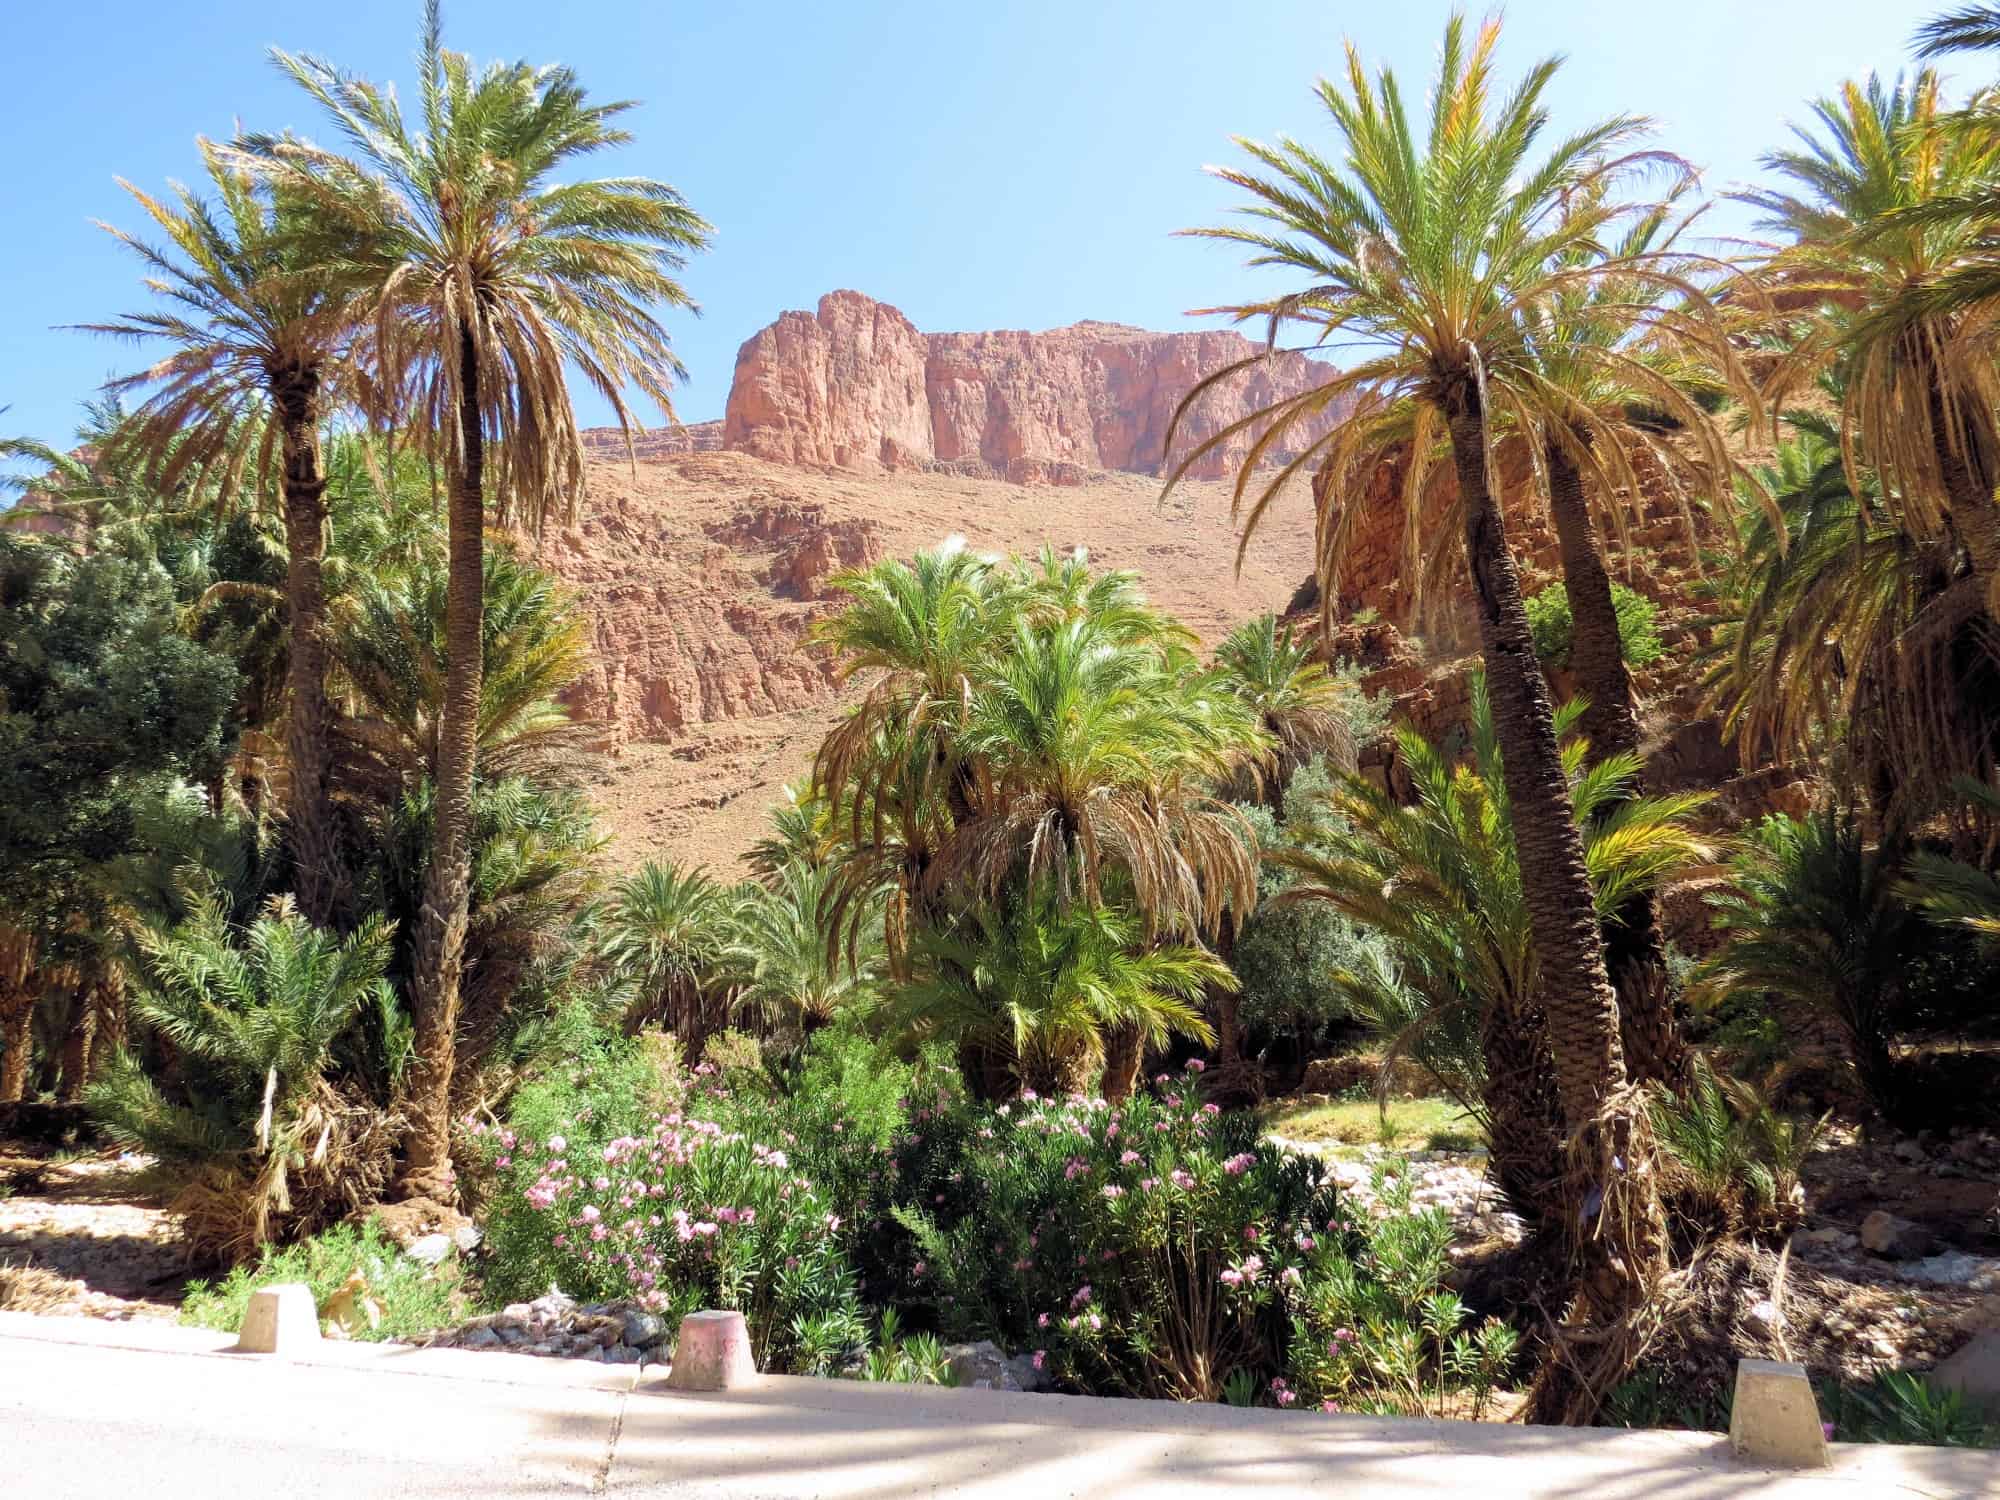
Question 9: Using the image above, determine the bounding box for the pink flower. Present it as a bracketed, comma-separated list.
[1169, 1169, 1195, 1190]
[1087, 1313, 1102, 1331]
[1070, 1284, 1093, 1308]
[1275, 1388, 1298, 1407]
[1223, 1152, 1256, 1176]
[1297, 1234, 1317, 1252]
[1102, 1185, 1125, 1200]
[1185, 1058, 1206, 1074]
[1322, 1399, 1341, 1413]
[1021, 1089, 1039, 1102]
[579, 1205, 601, 1223]
[1202, 1103, 1221, 1117]
[1243, 1226, 1259, 1242]
[1219, 1268, 1245, 1287]
[1032, 1350, 1047, 1370]
[547, 1135, 567, 1153]
[912, 1260, 928, 1276]
[1281, 1266, 1303, 1287]
[1119, 1150, 1142, 1165]
[1038, 1313, 1050, 1328]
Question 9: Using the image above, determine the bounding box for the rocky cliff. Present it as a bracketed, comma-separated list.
[721, 290, 1338, 482]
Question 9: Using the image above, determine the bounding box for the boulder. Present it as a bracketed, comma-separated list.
[1859, 1211, 1936, 1260]
[1933, 1332, 2000, 1416]
[403, 1233, 455, 1267]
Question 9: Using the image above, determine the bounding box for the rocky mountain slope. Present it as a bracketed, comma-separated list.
[551, 291, 1338, 871]
[544, 448, 1316, 870]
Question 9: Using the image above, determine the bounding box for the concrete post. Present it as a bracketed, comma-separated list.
[235, 1283, 322, 1355]
[664, 1310, 757, 1391]
[1729, 1358, 1830, 1468]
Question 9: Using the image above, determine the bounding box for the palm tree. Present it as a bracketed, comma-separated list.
[1275, 677, 1713, 1218]
[1213, 613, 1356, 810]
[259, 3, 711, 1195]
[726, 859, 884, 1038]
[1171, 16, 1683, 1419]
[1739, 73, 2000, 599]
[601, 861, 736, 1059]
[84, 143, 360, 927]
[888, 895, 1221, 1101]
[1700, 404, 2000, 824]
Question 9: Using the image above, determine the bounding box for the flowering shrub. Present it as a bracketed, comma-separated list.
[476, 1038, 867, 1374]
[889, 1065, 1346, 1401]
[887, 1068, 1518, 1409]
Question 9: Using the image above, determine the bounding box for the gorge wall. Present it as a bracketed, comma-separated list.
[720, 290, 1339, 482]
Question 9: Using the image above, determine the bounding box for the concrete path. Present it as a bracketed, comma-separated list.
[1, 1312, 1993, 1498]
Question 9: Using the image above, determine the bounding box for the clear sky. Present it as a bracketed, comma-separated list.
[0, 0, 1953, 461]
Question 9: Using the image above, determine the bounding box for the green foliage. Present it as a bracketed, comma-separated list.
[180, 1221, 464, 1342]
[889, 895, 1222, 1095]
[725, 858, 884, 1036]
[1274, 675, 1713, 1121]
[0, 530, 240, 929]
[600, 860, 735, 1049]
[1650, 1057, 1823, 1231]
[1820, 1370, 1997, 1448]
[880, 1083, 1509, 1411]
[88, 895, 403, 1258]
[1525, 581, 1664, 670]
[1699, 813, 1918, 1117]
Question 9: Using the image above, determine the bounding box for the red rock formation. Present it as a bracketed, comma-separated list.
[723, 292, 934, 471]
[722, 291, 1340, 481]
[580, 420, 724, 461]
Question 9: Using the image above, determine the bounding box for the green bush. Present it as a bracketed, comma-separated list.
[1820, 1369, 1996, 1448]
[1524, 582, 1664, 669]
[885, 1076, 1513, 1410]
[180, 1222, 464, 1342]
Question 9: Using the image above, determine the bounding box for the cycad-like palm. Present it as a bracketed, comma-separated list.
[89, 894, 401, 1258]
[260, 1, 710, 1193]
[600, 861, 736, 1058]
[1213, 612, 1355, 809]
[1274, 676, 1713, 1219]
[1739, 72, 2000, 600]
[85, 143, 362, 926]
[333, 544, 594, 804]
[1172, 17, 1668, 1179]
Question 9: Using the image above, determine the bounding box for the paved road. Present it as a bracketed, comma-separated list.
[2, 1313, 1993, 1498]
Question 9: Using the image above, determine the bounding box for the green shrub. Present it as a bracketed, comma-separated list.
[180, 1222, 464, 1342]
[1524, 582, 1664, 669]
[475, 1034, 869, 1375]
[884, 1077, 1512, 1410]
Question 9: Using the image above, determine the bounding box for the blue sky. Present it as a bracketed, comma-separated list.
[0, 0, 1949, 457]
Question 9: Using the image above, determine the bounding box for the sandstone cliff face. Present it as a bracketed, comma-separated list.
[580, 420, 723, 461]
[722, 292, 934, 471]
[722, 291, 1338, 482]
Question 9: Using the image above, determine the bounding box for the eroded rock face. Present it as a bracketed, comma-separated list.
[723, 291, 935, 471]
[722, 291, 1340, 480]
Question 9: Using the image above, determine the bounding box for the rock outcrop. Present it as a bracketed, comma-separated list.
[723, 290, 1340, 482]
[581, 420, 723, 461]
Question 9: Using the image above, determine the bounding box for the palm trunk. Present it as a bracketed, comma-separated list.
[1100, 1021, 1144, 1104]
[1928, 378, 2000, 589]
[1480, 999, 1565, 1225]
[57, 986, 94, 1103]
[0, 929, 34, 1104]
[271, 364, 343, 930]
[1447, 396, 1626, 1125]
[85, 962, 126, 1082]
[1205, 912, 1261, 1107]
[1444, 382, 1665, 1426]
[402, 328, 486, 1202]
[1545, 439, 1686, 1094]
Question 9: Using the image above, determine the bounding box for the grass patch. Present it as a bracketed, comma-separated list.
[1261, 1094, 1483, 1152]
[180, 1222, 468, 1343]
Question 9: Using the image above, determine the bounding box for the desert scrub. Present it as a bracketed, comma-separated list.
[179, 1222, 464, 1342]
[888, 1069, 1511, 1409]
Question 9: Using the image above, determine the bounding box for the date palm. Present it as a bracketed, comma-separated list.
[1213, 612, 1356, 810]
[80, 150, 358, 924]
[259, 2, 710, 1194]
[601, 861, 736, 1059]
[1739, 72, 2000, 604]
[1171, 16, 1678, 1420]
